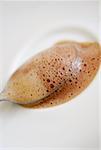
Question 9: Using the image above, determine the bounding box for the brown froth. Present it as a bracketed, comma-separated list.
[21, 41, 101, 108]
[1, 41, 100, 107]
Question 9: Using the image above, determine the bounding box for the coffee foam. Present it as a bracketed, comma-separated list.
[22, 41, 101, 108]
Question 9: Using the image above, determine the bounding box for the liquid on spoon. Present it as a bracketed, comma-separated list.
[0, 41, 100, 108]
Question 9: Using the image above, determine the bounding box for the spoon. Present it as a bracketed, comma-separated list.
[0, 41, 100, 107]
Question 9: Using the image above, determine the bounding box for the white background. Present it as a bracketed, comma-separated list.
[0, 1, 100, 150]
